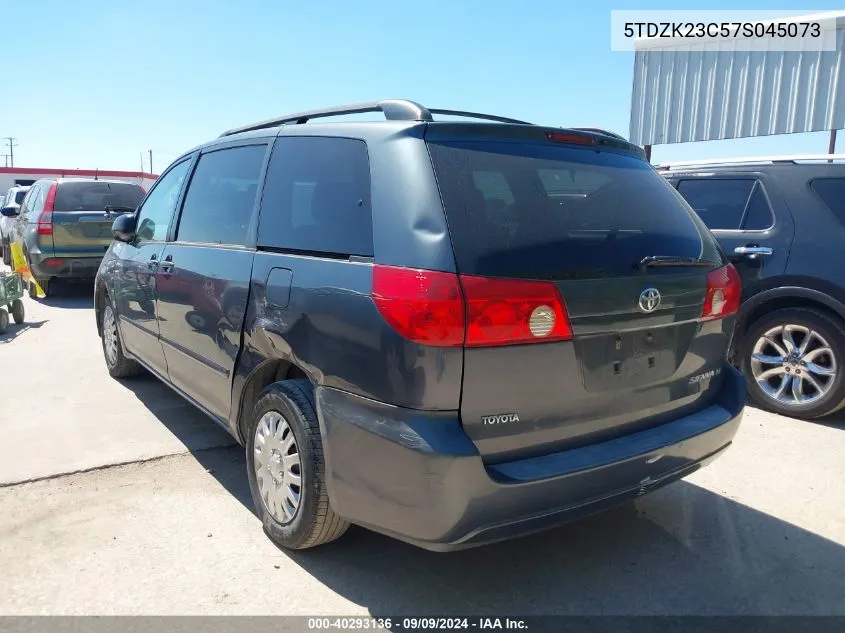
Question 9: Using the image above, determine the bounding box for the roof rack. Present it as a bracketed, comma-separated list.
[571, 127, 626, 140]
[219, 99, 531, 137]
[655, 154, 845, 170]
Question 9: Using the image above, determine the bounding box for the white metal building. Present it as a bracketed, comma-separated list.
[629, 11, 845, 157]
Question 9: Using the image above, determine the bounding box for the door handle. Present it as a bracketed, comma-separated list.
[734, 245, 773, 258]
[159, 254, 174, 273]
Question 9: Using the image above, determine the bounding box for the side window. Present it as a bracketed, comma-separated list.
[810, 178, 845, 227]
[27, 185, 45, 215]
[18, 187, 35, 214]
[676, 179, 755, 230]
[176, 144, 266, 246]
[741, 184, 775, 230]
[258, 137, 373, 256]
[135, 159, 192, 243]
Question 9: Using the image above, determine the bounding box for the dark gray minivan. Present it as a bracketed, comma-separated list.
[95, 100, 745, 551]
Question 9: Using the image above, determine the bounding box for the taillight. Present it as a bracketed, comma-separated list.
[545, 131, 595, 146]
[372, 265, 573, 348]
[36, 183, 57, 236]
[372, 265, 465, 347]
[460, 275, 571, 347]
[702, 264, 742, 320]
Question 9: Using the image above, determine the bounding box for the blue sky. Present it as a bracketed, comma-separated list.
[1, 0, 842, 172]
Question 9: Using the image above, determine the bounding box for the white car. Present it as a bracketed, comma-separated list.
[1, 185, 30, 265]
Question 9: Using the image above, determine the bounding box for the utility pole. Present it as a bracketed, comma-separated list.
[148, 149, 153, 175]
[140, 152, 145, 174]
[3, 137, 18, 167]
[1, 154, 8, 167]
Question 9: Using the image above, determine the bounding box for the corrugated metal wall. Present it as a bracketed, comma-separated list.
[629, 25, 845, 145]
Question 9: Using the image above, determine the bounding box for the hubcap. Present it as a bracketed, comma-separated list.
[750, 324, 838, 406]
[253, 411, 302, 524]
[103, 305, 119, 366]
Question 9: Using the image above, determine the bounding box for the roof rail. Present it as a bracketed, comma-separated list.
[655, 154, 845, 170]
[571, 127, 626, 140]
[219, 99, 532, 137]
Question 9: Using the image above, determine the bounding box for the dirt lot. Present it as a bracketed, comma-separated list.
[1, 279, 843, 615]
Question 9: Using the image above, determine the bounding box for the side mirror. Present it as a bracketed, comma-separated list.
[1, 205, 19, 217]
[112, 213, 138, 243]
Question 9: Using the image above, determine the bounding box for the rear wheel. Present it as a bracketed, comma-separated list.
[101, 297, 143, 378]
[0, 309, 8, 334]
[245, 380, 349, 550]
[1, 242, 9, 266]
[742, 308, 845, 419]
[10, 299, 24, 324]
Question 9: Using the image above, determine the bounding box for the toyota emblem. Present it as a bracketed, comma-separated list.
[638, 288, 661, 313]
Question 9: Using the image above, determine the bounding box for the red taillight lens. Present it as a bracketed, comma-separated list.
[36, 183, 57, 236]
[461, 275, 572, 346]
[372, 265, 574, 348]
[702, 263, 742, 320]
[544, 131, 596, 146]
[372, 265, 465, 347]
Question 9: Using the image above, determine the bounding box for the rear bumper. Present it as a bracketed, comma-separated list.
[317, 364, 745, 551]
[30, 254, 103, 280]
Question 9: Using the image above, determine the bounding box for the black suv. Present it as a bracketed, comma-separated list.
[662, 157, 845, 420]
[95, 100, 745, 551]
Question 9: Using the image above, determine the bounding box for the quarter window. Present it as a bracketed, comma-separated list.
[258, 137, 373, 257]
[810, 178, 845, 227]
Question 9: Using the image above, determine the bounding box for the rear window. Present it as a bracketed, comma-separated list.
[53, 182, 146, 212]
[810, 178, 845, 227]
[427, 141, 722, 280]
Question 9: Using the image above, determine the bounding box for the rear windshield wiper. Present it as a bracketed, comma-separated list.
[637, 255, 716, 270]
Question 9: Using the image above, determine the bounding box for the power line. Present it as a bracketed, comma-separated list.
[2, 137, 18, 167]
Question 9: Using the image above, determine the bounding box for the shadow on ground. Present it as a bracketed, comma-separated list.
[120, 372, 243, 494]
[0, 319, 47, 344]
[122, 361, 845, 615]
[182, 445, 845, 615]
[36, 279, 95, 309]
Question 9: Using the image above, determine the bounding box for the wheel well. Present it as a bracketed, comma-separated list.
[236, 359, 310, 443]
[741, 296, 845, 335]
[734, 295, 845, 362]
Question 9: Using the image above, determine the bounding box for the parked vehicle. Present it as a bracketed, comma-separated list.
[6, 178, 146, 297]
[95, 99, 745, 552]
[0, 185, 30, 266]
[660, 155, 845, 419]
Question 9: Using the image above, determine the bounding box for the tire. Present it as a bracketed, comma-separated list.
[10, 299, 24, 324]
[184, 310, 208, 331]
[100, 295, 143, 378]
[0, 309, 8, 334]
[742, 307, 845, 419]
[1, 242, 9, 267]
[245, 379, 349, 550]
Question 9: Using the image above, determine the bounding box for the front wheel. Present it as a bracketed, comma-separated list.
[101, 297, 143, 379]
[742, 307, 845, 419]
[245, 380, 349, 550]
[1, 242, 9, 266]
[0, 309, 8, 334]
